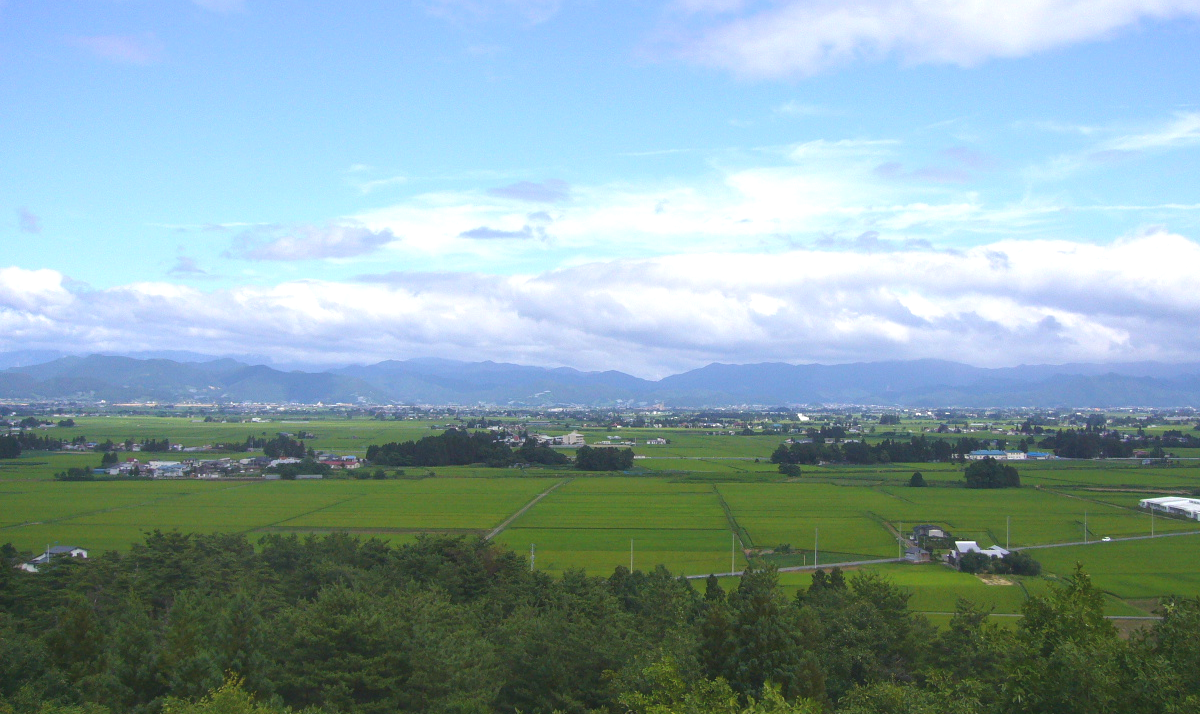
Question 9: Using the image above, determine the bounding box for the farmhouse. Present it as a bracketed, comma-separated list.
[912, 524, 946, 540]
[1139, 496, 1200, 521]
[904, 546, 930, 563]
[19, 545, 88, 573]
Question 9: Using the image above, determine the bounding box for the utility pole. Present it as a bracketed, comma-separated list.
[1084, 511, 1088, 544]
[530, 543, 535, 571]
[1007, 516, 1010, 550]
[1152, 508, 1156, 537]
[814, 526, 819, 567]
[898, 521, 903, 559]
[630, 539, 634, 572]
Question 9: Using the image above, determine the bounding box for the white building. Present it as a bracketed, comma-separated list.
[966, 450, 1027, 461]
[19, 546, 88, 573]
[954, 541, 1010, 559]
[1139, 496, 1200, 521]
[560, 431, 585, 446]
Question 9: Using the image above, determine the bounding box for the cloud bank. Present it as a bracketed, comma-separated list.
[3, 231, 1198, 376]
[673, 0, 1200, 77]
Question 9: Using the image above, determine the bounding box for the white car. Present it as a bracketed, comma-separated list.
[1101, 536, 1112, 542]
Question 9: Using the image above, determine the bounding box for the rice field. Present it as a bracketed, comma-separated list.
[496, 477, 742, 576]
[4, 417, 1200, 616]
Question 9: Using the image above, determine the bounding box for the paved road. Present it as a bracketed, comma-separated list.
[917, 612, 1161, 621]
[1019, 528, 1200, 551]
[685, 557, 904, 579]
[485, 478, 569, 541]
[684, 529, 1200, 580]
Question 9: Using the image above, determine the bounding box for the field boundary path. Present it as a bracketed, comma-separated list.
[484, 477, 569, 541]
[686, 557, 904, 579]
[711, 484, 753, 549]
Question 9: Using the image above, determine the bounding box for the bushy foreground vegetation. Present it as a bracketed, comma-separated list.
[3, 533, 1199, 714]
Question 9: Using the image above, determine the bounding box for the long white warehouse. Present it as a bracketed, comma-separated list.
[1139, 496, 1200, 521]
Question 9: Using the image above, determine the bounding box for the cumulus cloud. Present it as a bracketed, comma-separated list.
[671, 0, 1200, 77]
[4, 231, 1200, 376]
[0, 267, 74, 313]
[228, 223, 398, 261]
[356, 137, 1026, 266]
[17, 207, 41, 234]
[68, 33, 164, 64]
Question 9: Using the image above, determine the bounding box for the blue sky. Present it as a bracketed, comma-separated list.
[3, 0, 1200, 376]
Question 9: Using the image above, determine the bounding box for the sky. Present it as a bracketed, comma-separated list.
[2, 0, 1200, 377]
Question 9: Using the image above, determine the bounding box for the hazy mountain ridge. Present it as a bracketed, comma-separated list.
[3, 353, 1200, 407]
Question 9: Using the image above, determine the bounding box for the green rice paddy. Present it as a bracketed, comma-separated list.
[5, 417, 1200, 619]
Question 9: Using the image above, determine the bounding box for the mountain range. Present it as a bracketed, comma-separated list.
[3, 353, 1200, 407]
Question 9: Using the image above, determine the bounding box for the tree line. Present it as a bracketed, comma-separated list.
[1, 532, 1197, 714]
[365, 430, 630, 471]
[771, 436, 998, 466]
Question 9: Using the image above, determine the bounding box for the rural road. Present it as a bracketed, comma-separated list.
[685, 528, 1200, 580]
[1019, 528, 1200, 550]
[685, 557, 905, 579]
[485, 477, 570, 541]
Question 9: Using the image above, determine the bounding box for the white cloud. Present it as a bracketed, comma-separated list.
[672, 0, 1200, 77]
[775, 100, 825, 117]
[1103, 111, 1200, 152]
[353, 138, 1033, 269]
[0, 267, 74, 312]
[191, 0, 245, 12]
[423, 0, 563, 24]
[1029, 111, 1200, 181]
[68, 33, 164, 65]
[4, 231, 1200, 376]
[228, 223, 398, 261]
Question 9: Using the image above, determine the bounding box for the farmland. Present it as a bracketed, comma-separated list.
[4, 411, 1200, 622]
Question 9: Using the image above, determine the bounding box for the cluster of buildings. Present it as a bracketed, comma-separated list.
[17, 545, 88, 573]
[965, 449, 1053, 460]
[527, 431, 586, 447]
[903, 525, 1011, 570]
[94, 452, 360, 479]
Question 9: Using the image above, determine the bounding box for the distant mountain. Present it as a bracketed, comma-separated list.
[334, 359, 650, 405]
[2, 355, 386, 404]
[3, 354, 1200, 407]
[0, 350, 70, 370]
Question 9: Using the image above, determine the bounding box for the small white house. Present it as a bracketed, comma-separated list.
[19, 546, 88, 573]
